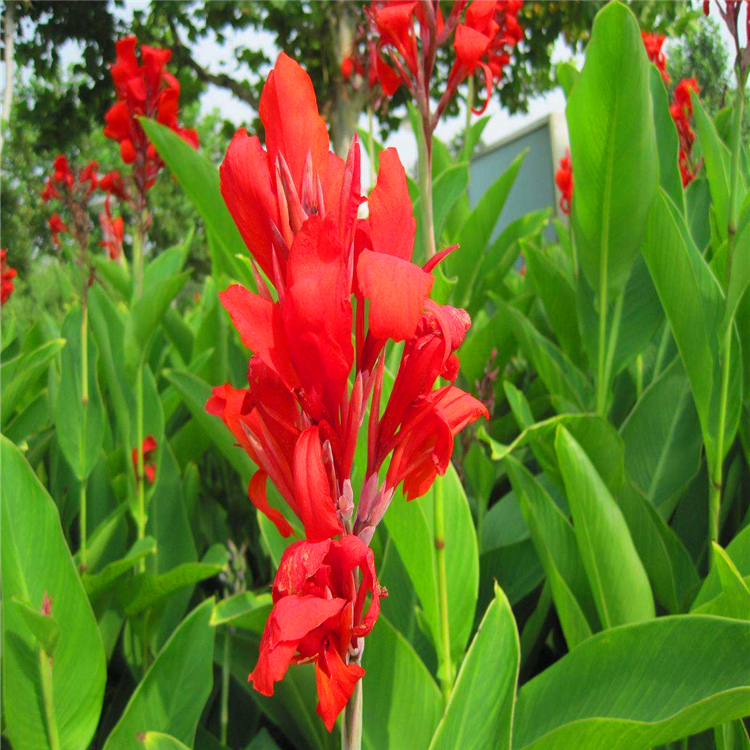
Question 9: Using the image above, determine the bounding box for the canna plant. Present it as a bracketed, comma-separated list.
[3, 2, 750, 750]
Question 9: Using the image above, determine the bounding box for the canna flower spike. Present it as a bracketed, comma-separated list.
[208, 52, 487, 730]
[1, 249, 17, 304]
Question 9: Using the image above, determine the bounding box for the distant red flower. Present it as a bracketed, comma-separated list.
[104, 37, 198, 197]
[99, 211, 125, 260]
[48, 214, 68, 248]
[250, 536, 385, 731]
[641, 31, 670, 84]
[132, 435, 157, 484]
[555, 153, 573, 215]
[1, 249, 17, 304]
[670, 78, 700, 186]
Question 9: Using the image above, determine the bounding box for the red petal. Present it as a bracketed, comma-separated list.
[454, 24, 491, 71]
[220, 129, 280, 281]
[292, 426, 344, 541]
[206, 382, 256, 459]
[249, 595, 347, 696]
[219, 285, 298, 389]
[315, 642, 365, 732]
[357, 250, 433, 341]
[274, 539, 333, 597]
[260, 53, 330, 194]
[368, 148, 415, 261]
[249, 471, 294, 538]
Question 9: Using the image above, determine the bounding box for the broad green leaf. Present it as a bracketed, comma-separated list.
[451, 150, 528, 307]
[163, 369, 254, 483]
[429, 585, 519, 750]
[513, 615, 750, 750]
[118, 561, 224, 617]
[124, 271, 190, 373]
[711, 543, 750, 621]
[460, 115, 491, 161]
[141, 118, 254, 288]
[384, 464, 479, 665]
[692, 525, 750, 612]
[103, 599, 215, 750]
[620, 357, 703, 507]
[642, 189, 742, 471]
[56, 306, 106, 481]
[567, 1, 658, 298]
[142, 733, 191, 750]
[4, 390, 50, 444]
[459, 303, 519, 386]
[721, 220, 750, 334]
[617, 483, 699, 615]
[505, 456, 598, 647]
[92, 255, 131, 300]
[210, 591, 273, 630]
[556, 61, 579, 98]
[691, 90, 731, 239]
[143, 238, 191, 294]
[363, 616, 442, 750]
[0, 338, 65, 423]
[433, 163, 470, 240]
[649, 65, 685, 211]
[555, 426, 654, 627]
[1, 436, 106, 750]
[82, 536, 157, 597]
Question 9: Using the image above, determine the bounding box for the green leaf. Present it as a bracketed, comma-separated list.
[691, 90, 731, 239]
[141, 118, 255, 288]
[163, 369, 254, 483]
[124, 272, 190, 373]
[0, 338, 65, 423]
[711, 543, 750, 621]
[363, 615, 442, 750]
[429, 585, 519, 750]
[118, 561, 224, 617]
[642, 189, 742, 471]
[92, 255, 132, 300]
[555, 426, 654, 628]
[433, 163, 470, 241]
[82, 537, 157, 598]
[649, 65, 685, 211]
[620, 357, 703, 508]
[556, 61, 579, 98]
[142, 733, 191, 750]
[505, 456, 597, 647]
[513, 615, 750, 749]
[721, 220, 750, 334]
[210, 591, 273, 630]
[567, 1, 658, 298]
[103, 599, 215, 750]
[1, 436, 106, 750]
[11, 597, 62, 655]
[384, 464, 479, 664]
[460, 115, 491, 161]
[451, 150, 528, 307]
[616, 483, 699, 614]
[55, 306, 106, 481]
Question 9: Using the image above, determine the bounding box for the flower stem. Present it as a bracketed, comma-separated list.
[39, 649, 60, 750]
[136, 362, 146, 565]
[435, 478, 453, 703]
[342, 656, 363, 750]
[79, 297, 89, 570]
[418, 114, 437, 260]
[221, 628, 231, 746]
[465, 73, 474, 135]
[367, 103, 375, 188]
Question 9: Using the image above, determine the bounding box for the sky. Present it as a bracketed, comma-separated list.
[9, 1, 741, 183]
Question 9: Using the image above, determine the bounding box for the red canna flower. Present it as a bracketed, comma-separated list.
[641, 31, 670, 85]
[132, 435, 157, 484]
[104, 37, 198, 198]
[555, 152, 573, 215]
[99, 211, 125, 260]
[48, 214, 68, 248]
[249, 535, 385, 731]
[1, 249, 17, 304]
[670, 78, 700, 186]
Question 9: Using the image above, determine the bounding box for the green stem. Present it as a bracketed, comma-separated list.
[79, 298, 89, 570]
[221, 628, 231, 746]
[596, 271, 609, 416]
[342, 665, 363, 750]
[367, 103, 375, 188]
[635, 355, 644, 401]
[434, 479, 453, 703]
[652, 323, 671, 382]
[39, 649, 60, 750]
[133, 213, 146, 299]
[136, 363, 146, 563]
[418, 114, 437, 260]
[465, 73, 474, 135]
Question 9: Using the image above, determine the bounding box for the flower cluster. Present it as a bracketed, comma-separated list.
[670, 78, 700, 186]
[555, 152, 573, 215]
[370, 0, 523, 125]
[641, 31, 669, 84]
[207, 53, 487, 730]
[1, 249, 17, 304]
[41, 156, 99, 249]
[99, 170, 129, 260]
[104, 37, 198, 200]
